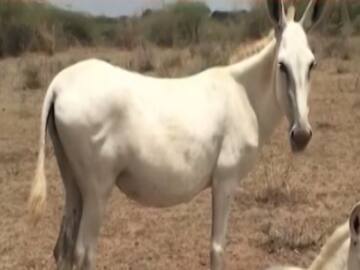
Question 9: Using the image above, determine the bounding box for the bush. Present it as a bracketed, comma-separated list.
[170, 2, 210, 44]
[143, 2, 210, 47]
[0, 2, 33, 56]
[239, 4, 270, 39]
[105, 21, 140, 49]
[354, 15, 360, 34]
[0, 22, 33, 57]
[143, 11, 176, 47]
[55, 10, 97, 46]
[0, 1, 116, 57]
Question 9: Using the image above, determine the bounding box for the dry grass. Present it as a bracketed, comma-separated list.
[128, 45, 155, 73]
[22, 59, 42, 90]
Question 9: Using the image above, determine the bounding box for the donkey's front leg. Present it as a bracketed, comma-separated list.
[210, 179, 234, 270]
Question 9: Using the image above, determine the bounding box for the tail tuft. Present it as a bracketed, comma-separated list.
[28, 154, 47, 226]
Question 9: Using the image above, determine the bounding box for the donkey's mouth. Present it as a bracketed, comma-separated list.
[289, 128, 312, 153]
[290, 139, 310, 153]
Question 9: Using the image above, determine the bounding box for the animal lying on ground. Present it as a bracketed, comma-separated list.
[27, 0, 328, 269]
[267, 202, 360, 270]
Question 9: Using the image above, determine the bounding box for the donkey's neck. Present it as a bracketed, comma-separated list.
[309, 222, 350, 270]
[227, 38, 283, 145]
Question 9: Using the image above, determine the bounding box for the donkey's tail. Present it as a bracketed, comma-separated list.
[28, 84, 56, 226]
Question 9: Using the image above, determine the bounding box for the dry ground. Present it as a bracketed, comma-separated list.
[1, 36, 360, 270]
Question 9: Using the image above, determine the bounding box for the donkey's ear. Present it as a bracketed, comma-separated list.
[267, 0, 287, 31]
[350, 202, 360, 241]
[300, 0, 329, 32]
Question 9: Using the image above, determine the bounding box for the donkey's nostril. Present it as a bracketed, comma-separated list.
[290, 129, 296, 140]
[290, 128, 312, 152]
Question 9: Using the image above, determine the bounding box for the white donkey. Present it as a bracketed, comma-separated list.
[267, 202, 360, 270]
[28, 1, 328, 269]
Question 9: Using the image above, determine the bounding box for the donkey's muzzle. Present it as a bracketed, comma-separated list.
[290, 127, 312, 152]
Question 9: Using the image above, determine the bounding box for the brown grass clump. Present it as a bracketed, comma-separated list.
[22, 60, 42, 90]
[262, 216, 319, 251]
[128, 44, 155, 73]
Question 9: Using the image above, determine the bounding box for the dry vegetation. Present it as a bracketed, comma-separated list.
[2, 0, 359, 58]
[1, 1, 360, 270]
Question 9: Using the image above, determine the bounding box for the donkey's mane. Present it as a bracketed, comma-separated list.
[229, 30, 275, 64]
[309, 222, 350, 270]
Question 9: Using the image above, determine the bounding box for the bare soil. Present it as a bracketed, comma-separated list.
[1, 38, 360, 270]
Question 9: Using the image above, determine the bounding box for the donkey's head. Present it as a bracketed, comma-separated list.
[349, 202, 360, 270]
[267, 0, 327, 152]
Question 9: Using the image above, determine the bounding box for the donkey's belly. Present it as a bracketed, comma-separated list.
[116, 166, 212, 207]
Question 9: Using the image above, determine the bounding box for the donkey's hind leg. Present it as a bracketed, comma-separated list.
[73, 168, 115, 270]
[50, 117, 82, 270]
[53, 172, 82, 270]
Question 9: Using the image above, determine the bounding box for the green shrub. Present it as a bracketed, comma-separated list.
[241, 5, 270, 39]
[201, 19, 245, 44]
[103, 26, 135, 49]
[0, 22, 33, 56]
[0, 2, 33, 56]
[142, 2, 210, 47]
[354, 16, 360, 33]
[61, 17, 95, 45]
[0, 1, 114, 57]
[143, 11, 176, 47]
[170, 2, 210, 44]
